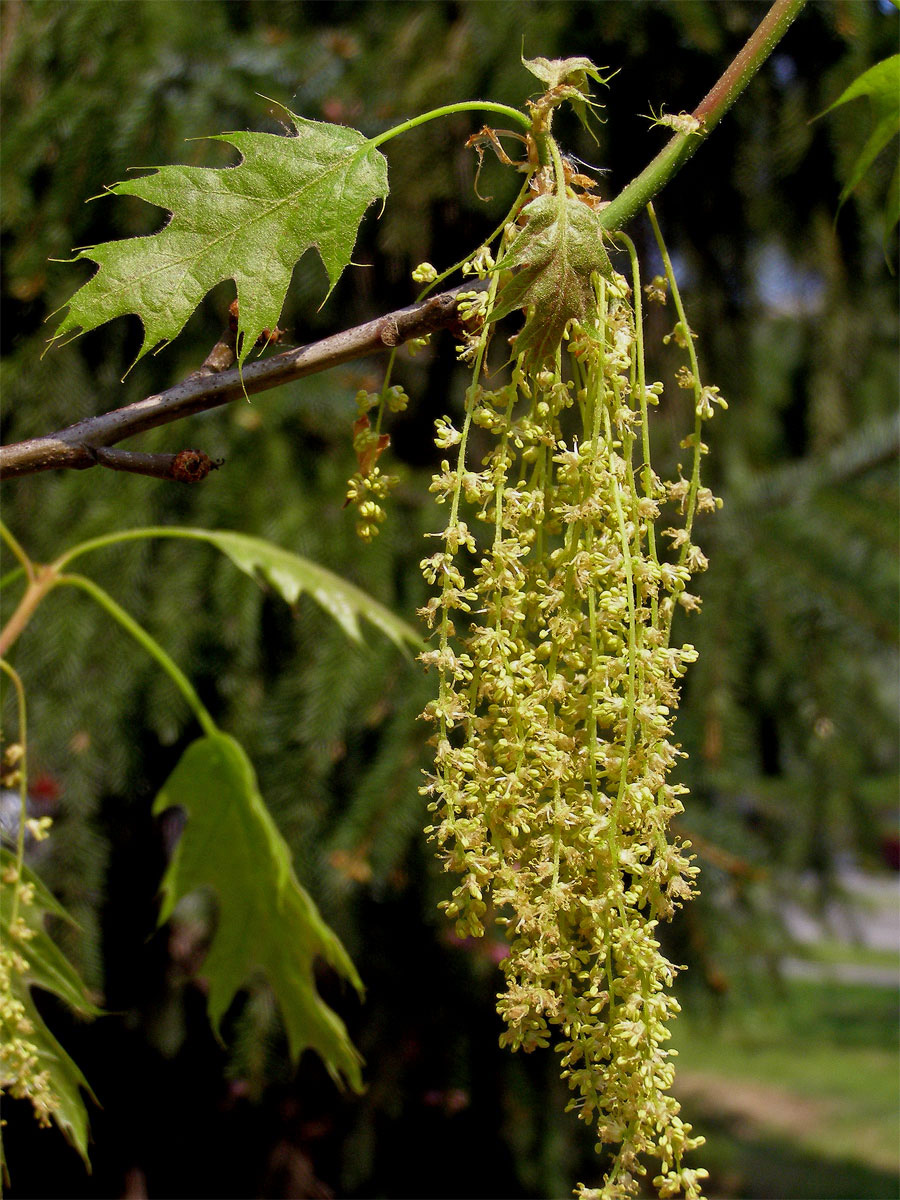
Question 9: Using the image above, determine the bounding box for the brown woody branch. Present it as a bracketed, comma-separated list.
[0, 285, 475, 479]
[88, 446, 218, 482]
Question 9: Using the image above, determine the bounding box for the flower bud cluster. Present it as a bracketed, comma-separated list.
[345, 387, 407, 541]
[420, 263, 720, 1198]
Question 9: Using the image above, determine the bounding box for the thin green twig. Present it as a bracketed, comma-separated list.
[57, 574, 217, 738]
[0, 658, 29, 930]
[0, 523, 33, 583]
[371, 101, 531, 148]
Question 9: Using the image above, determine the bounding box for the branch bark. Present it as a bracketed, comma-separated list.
[0, 286, 471, 478]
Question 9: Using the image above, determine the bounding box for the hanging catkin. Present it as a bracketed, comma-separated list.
[419, 214, 724, 1199]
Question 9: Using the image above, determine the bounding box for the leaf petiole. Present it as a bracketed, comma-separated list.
[0, 657, 29, 931]
[0, 566, 26, 592]
[0, 522, 34, 583]
[370, 101, 532, 149]
[57, 573, 218, 738]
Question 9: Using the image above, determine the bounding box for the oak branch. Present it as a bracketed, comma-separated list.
[0, 285, 476, 480]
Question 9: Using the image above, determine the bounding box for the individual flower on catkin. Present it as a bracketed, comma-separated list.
[419, 213, 723, 1199]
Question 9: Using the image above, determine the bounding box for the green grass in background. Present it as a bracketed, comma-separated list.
[673, 979, 899, 1199]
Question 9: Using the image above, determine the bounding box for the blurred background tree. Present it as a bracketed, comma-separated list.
[1, 2, 897, 1197]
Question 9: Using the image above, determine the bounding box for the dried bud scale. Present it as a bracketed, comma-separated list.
[419, 226, 721, 1199]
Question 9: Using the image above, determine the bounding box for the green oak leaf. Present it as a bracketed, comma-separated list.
[0, 849, 100, 1168]
[488, 193, 612, 367]
[821, 54, 900, 241]
[49, 109, 389, 371]
[153, 732, 364, 1091]
[137, 527, 422, 651]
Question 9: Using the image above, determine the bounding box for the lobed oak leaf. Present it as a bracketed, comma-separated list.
[49, 109, 389, 372]
[164, 526, 422, 651]
[153, 732, 365, 1091]
[488, 192, 613, 367]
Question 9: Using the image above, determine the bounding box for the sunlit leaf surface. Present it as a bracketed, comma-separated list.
[50, 111, 389, 369]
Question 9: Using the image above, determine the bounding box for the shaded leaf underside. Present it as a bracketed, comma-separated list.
[138, 526, 422, 651]
[153, 732, 364, 1091]
[822, 54, 900, 236]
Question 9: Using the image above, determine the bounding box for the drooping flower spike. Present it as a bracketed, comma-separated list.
[418, 206, 722, 1198]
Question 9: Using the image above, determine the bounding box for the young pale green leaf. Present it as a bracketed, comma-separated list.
[821, 55, 900, 236]
[488, 192, 612, 367]
[0, 850, 100, 1167]
[521, 54, 608, 93]
[521, 55, 612, 137]
[49, 110, 389, 370]
[164, 527, 421, 650]
[152, 732, 364, 1091]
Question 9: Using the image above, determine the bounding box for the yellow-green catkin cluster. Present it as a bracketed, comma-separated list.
[0, 872, 60, 1132]
[345, 384, 409, 541]
[0, 742, 59, 1133]
[420, 240, 724, 1198]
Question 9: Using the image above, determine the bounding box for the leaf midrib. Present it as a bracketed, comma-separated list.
[88, 140, 380, 302]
